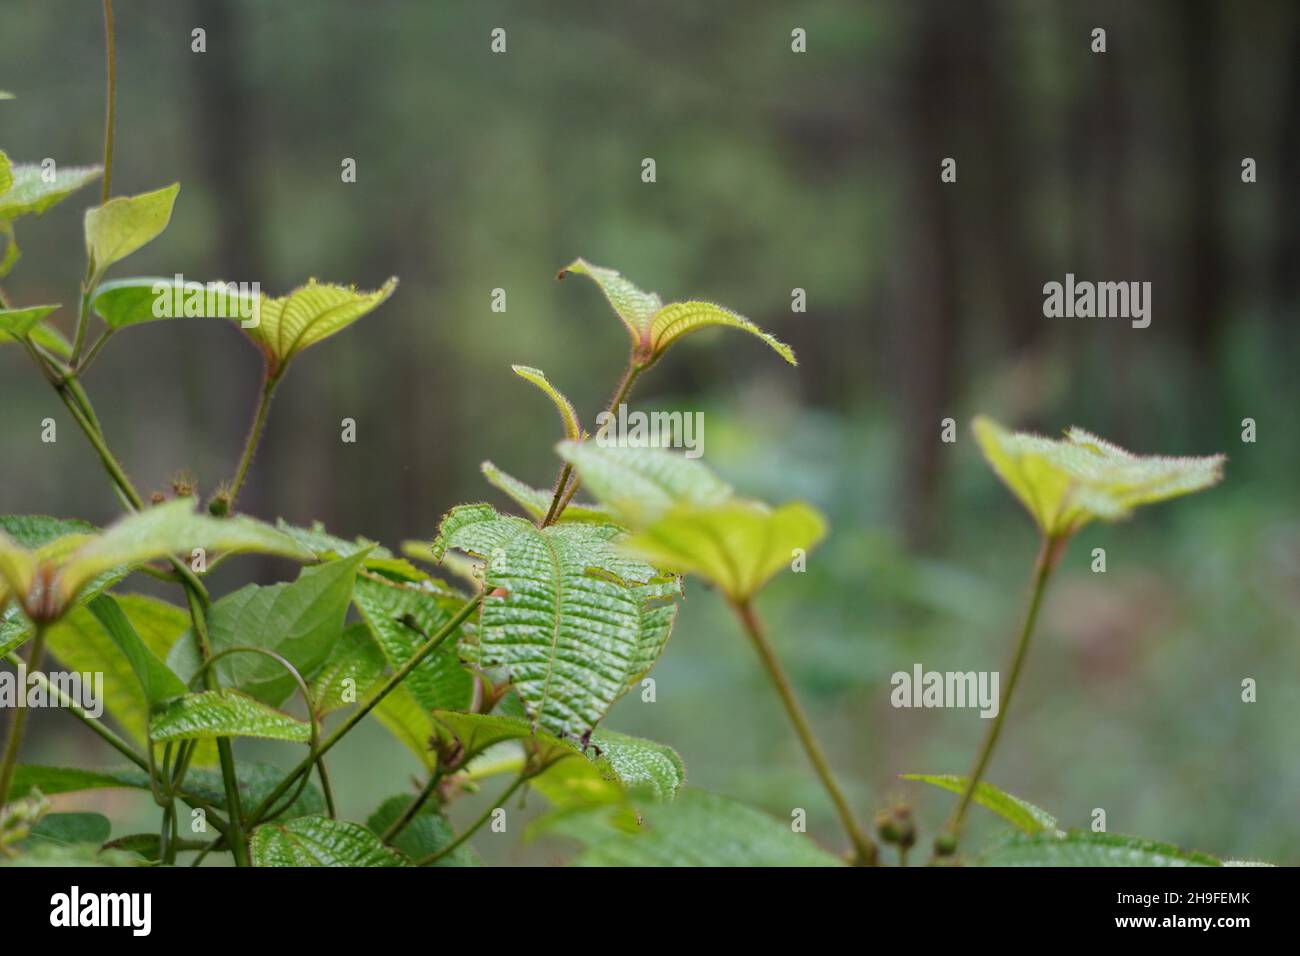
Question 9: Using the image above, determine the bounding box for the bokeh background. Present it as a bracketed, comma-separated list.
[2, 0, 1297, 864]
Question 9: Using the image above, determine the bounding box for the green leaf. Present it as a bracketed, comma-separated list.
[0, 162, 101, 220]
[352, 575, 473, 712]
[84, 183, 179, 279]
[87, 593, 187, 706]
[372, 685, 439, 769]
[55, 497, 313, 609]
[307, 621, 387, 715]
[531, 728, 685, 810]
[90, 276, 262, 329]
[557, 257, 662, 349]
[250, 815, 408, 867]
[976, 830, 1221, 867]
[366, 795, 481, 866]
[649, 300, 795, 367]
[512, 365, 581, 440]
[569, 789, 843, 866]
[43, 594, 193, 751]
[431, 711, 574, 766]
[480, 461, 613, 523]
[0, 92, 13, 101]
[237, 277, 398, 373]
[0, 151, 10, 195]
[149, 689, 311, 743]
[167, 551, 366, 706]
[624, 500, 827, 602]
[972, 416, 1226, 539]
[5, 766, 133, 802]
[555, 441, 732, 527]
[900, 774, 1062, 836]
[432, 505, 679, 738]
[27, 812, 112, 847]
[0, 304, 59, 338]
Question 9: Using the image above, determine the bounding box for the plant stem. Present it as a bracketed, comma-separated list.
[0, 627, 46, 808]
[943, 535, 1062, 845]
[228, 366, 280, 510]
[381, 770, 443, 844]
[100, 0, 116, 204]
[415, 771, 526, 866]
[731, 599, 877, 865]
[245, 594, 483, 828]
[541, 360, 642, 527]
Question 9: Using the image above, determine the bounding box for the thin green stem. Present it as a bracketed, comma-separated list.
[943, 535, 1063, 846]
[415, 772, 526, 866]
[100, 0, 116, 204]
[245, 594, 483, 829]
[77, 329, 113, 376]
[0, 626, 46, 807]
[732, 598, 877, 866]
[381, 770, 444, 844]
[541, 359, 643, 527]
[228, 366, 280, 510]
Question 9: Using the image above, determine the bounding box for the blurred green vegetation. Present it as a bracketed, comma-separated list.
[2, 0, 1297, 863]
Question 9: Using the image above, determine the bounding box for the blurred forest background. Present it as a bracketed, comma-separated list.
[2, 0, 1298, 864]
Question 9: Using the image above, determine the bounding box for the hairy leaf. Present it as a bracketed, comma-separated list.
[250, 816, 407, 867]
[431, 711, 574, 767]
[167, 551, 366, 706]
[0, 162, 100, 220]
[513, 365, 581, 440]
[977, 830, 1220, 867]
[900, 774, 1062, 836]
[555, 441, 731, 527]
[372, 685, 439, 769]
[307, 621, 386, 715]
[84, 183, 179, 279]
[149, 690, 310, 743]
[570, 789, 843, 866]
[27, 812, 112, 847]
[432, 505, 679, 738]
[531, 728, 685, 810]
[480, 461, 613, 524]
[55, 498, 312, 608]
[557, 257, 662, 347]
[237, 277, 397, 373]
[973, 416, 1225, 538]
[648, 300, 795, 367]
[624, 500, 826, 602]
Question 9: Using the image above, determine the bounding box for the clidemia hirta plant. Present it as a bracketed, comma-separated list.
[0, 8, 1241, 868]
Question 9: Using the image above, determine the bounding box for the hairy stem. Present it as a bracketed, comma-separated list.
[100, 0, 116, 204]
[228, 366, 281, 510]
[732, 599, 877, 866]
[943, 535, 1062, 847]
[245, 594, 483, 829]
[0, 626, 46, 808]
[415, 771, 526, 866]
[541, 360, 642, 527]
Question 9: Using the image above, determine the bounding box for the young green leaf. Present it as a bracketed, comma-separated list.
[89, 276, 262, 329]
[0, 162, 101, 220]
[432, 505, 680, 739]
[250, 816, 407, 867]
[555, 441, 732, 527]
[352, 575, 474, 712]
[512, 365, 581, 440]
[557, 258, 663, 349]
[54, 498, 313, 609]
[530, 728, 686, 809]
[0, 304, 60, 338]
[149, 690, 311, 744]
[624, 500, 827, 603]
[977, 830, 1221, 867]
[26, 812, 112, 847]
[237, 277, 398, 374]
[372, 685, 440, 770]
[648, 300, 795, 367]
[0, 151, 12, 196]
[84, 183, 179, 279]
[973, 416, 1226, 539]
[900, 773, 1062, 836]
[86, 593, 187, 706]
[431, 711, 573, 766]
[5, 766, 136, 803]
[167, 550, 367, 706]
[568, 789, 843, 867]
[480, 461, 613, 524]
